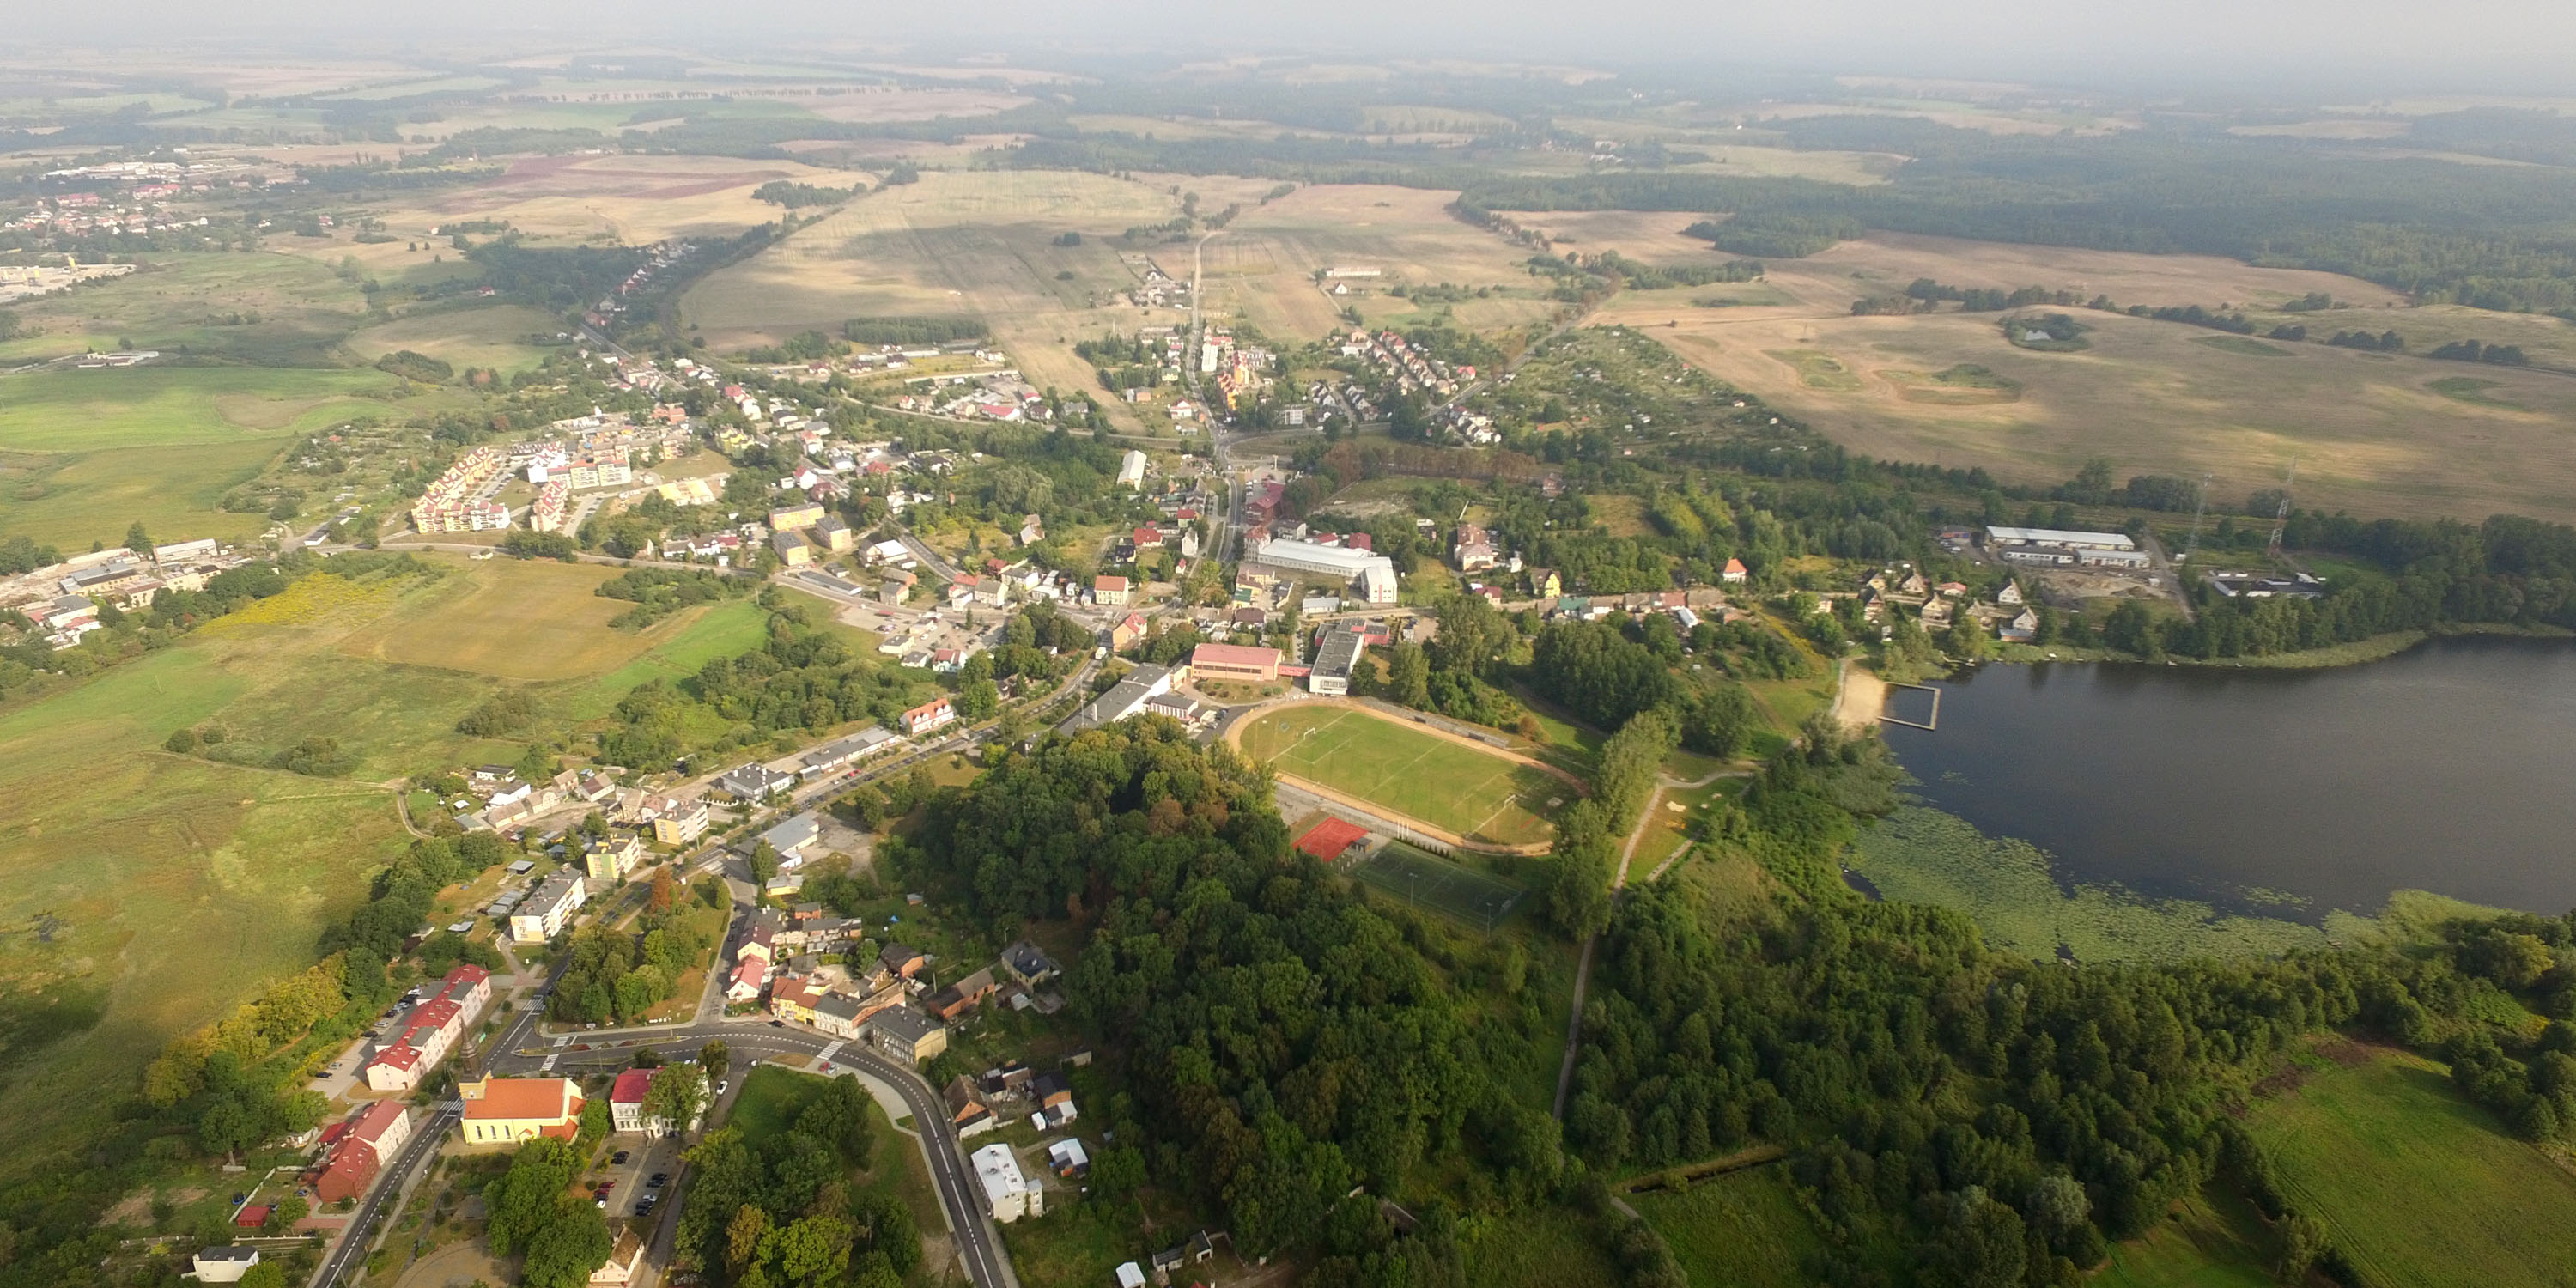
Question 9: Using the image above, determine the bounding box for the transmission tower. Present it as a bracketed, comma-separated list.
[2180, 471, 2215, 562]
[2266, 459, 2299, 557]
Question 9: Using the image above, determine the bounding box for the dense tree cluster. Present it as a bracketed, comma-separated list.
[901, 721, 1534, 1271]
[674, 1076, 917, 1286]
[595, 567, 756, 629]
[550, 912, 712, 1023]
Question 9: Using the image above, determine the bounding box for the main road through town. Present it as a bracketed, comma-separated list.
[313, 1104, 459, 1288]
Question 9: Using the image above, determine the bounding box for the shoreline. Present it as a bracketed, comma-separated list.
[1830, 657, 1888, 732]
[1984, 621, 2573, 674]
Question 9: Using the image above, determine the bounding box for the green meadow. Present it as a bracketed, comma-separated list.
[0, 366, 398, 453]
[1628, 1165, 1822, 1288]
[0, 563, 770, 1163]
[2251, 1048, 2576, 1288]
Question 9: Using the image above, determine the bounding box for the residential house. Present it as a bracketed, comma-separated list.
[2001, 608, 2039, 643]
[1048, 1138, 1090, 1178]
[1001, 939, 1060, 985]
[1996, 582, 2024, 606]
[1031, 1072, 1078, 1126]
[878, 942, 927, 979]
[815, 515, 854, 552]
[1018, 514, 1045, 546]
[459, 1077, 585, 1145]
[653, 798, 712, 845]
[590, 1230, 646, 1287]
[726, 957, 768, 1003]
[812, 993, 866, 1039]
[770, 973, 824, 1025]
[1092, 574, 1132, 607]
[510, 871, 586, 945]
[945, 1076, 998, 1139]
[768, 503, 826, 532]
[1721, 558, 1748, 584]
[191, 1249, 264, 1284]
[971, 1142, 1044, 1222]
[926, 966, 999, 1020]
[716, 764, 797, 802]
[862, 1004, 949, 1063]
[1529, 568, 1562, 599]
[1110, 611, 1149, 653]
[902, 696, 956, 737]
[586, 835, 646, 885]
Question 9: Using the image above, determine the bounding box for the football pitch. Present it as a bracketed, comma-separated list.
[1239, 705, 1567, 848]
[1352, 841, 1528, 930]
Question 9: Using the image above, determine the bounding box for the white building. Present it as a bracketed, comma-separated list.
[971, 1142, 1045, 1222]
[1249, 536, 1400, 605]
[1116, 449, 1148, 489]
[1984, 526, 2149, 568]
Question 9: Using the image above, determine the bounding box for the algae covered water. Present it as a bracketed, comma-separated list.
[1878, 636, 2576, 918]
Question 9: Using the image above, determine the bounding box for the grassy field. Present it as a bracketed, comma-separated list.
[1461, 1202, 1620, 1288]
[2093, 1186, 2280, 1288]
[347, 303, 562, 374]
[1585, 230, 2576, 522]
[1352, 841, 1528, 928]
[0, 252, 374, 366]
[0, 641, 412, 1162]
[1629, 1165, 1821, 1288]
[1238, 706, 1565, 848]
[0, 434, 281, 552]
[0, 366, 398, 452]
[2250, 1046, 2576, 1288]
[336, 556, 688, 682]
[0, 558, 776, 1165]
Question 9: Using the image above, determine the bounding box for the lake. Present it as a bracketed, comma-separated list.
[1878, 635, 2576, 918]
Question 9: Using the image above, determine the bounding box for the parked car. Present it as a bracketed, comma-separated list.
[647, 1174, 668, 1188]
[611, 1151, 629, 1165]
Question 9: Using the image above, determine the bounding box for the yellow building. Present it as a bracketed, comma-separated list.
[459, 1077, 585, 1145]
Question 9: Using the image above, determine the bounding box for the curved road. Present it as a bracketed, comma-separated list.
[492, 1018, 1015, 1288]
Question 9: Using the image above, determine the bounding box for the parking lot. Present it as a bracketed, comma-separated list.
[585, 1132, 685, 1222]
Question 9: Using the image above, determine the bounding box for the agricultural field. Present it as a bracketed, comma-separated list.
[1628, 1165, 1822, 1288]
[0, 434, 282, 553]
[1236, 704, 1568, 848]
[1211, 185, 1556, 341]
[0, 251, 376, 367]
[1600, 261, 2576, 522]
[367, 153, 878, 245]
[2250, 1045, 2576, 1288]
[683, 168, 1183, 424]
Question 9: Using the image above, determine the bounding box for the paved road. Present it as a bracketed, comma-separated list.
[314, 1106, 459, 1288]
[493, 1018, 1016, 1288]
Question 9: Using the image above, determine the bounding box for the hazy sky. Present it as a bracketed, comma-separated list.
[21, 1, 2576, 92]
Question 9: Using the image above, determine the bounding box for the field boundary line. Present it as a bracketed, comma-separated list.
[1270, 772, 1551, 856]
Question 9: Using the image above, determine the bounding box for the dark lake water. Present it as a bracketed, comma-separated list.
[1878, 636, 2576, 918]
